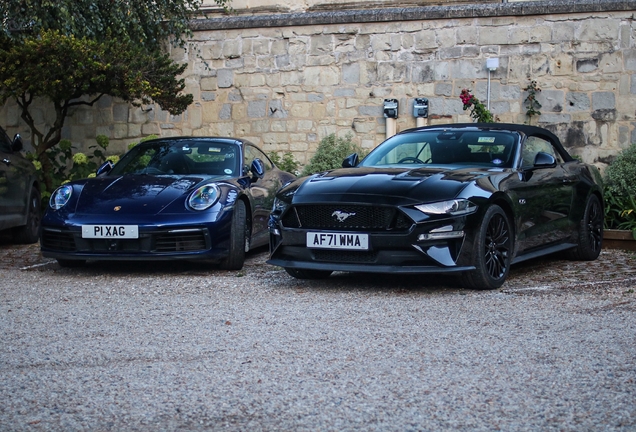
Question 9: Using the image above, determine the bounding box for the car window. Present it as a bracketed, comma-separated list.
[244, 145, 273, 172]
[521, 136, 563, 168]
[0, 128, 12, 153]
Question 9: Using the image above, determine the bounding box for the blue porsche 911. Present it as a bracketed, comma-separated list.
[40, 137, 295, 268]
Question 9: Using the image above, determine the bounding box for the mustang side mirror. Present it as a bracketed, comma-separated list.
[250, 158, 265, 181]
[96, 160, 114, 176]
[11, 134, 23, 152]
[342, 153, 359, 168]
[533, 152, 557, 168]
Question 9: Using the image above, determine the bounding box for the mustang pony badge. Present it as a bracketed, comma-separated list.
[332, 210, 356, 222]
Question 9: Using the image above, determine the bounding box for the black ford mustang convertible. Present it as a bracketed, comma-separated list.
[268, 123, 604, 289]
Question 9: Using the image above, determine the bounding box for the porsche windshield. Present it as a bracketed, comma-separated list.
[111, 140, 240, 176]
[360, 130, 518, 168]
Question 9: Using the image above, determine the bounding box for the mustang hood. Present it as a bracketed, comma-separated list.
[74, 174, 210, 215]
[288, 167, 495, 205]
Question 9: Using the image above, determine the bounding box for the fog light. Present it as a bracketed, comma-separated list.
[418, 231, 464, 241]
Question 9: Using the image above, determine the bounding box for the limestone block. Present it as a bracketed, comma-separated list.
[217, 69, 234, 88]
[600, 52, 622, 73]
[201, 92, 217, 102]
[551, 53, 573, 76]
[592, 92, 616, 110]
[128, 124, 141, 138]
[290, 139, 309, 152]
[377, 62, 406, 83]
[343, 63, 360, 84]
[223, 39, 242, 59]
[298, 120, 313, 131]
[113, 104, 129, 123]
[280, 71, 303, 86]
[269, 100, 288, 118]
[112, 124, 128, 139]
[479, 27, 509, 46]
[457, 25, 478, 45]
[202, 44, 223, 60]
[291, 102, 312, 117]
[414, 31, 437, 51]
[435, 83, 453, 97]
[233, 104, 248, 121]
[201, 77, 218, 91]
[537, 89, 565, 112]
[310, 35, 333, 55]
[577, 18, 620, 42]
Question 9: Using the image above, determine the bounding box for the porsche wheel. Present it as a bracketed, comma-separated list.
[566, 194, 603, 261]
[461, 205, 512, 290]
[219, 200, 248, 270]
[12, 187, 41, 244]
[285, 268, 333, 279]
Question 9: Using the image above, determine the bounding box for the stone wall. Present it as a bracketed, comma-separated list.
[2, 0, 636, 169]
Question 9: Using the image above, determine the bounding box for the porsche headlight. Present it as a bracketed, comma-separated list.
[188, 184, 220, 211]
[50, 185, 73, 210]
[415, 199, 477, 216]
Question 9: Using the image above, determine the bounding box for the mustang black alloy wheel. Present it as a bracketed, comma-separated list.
[219, 200, 248, 270]
[461, 205, 512, 290]
[566, 194, 603, 261]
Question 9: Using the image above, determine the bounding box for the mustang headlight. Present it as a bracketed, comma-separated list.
[188, 184, 220, 211]
[50, 185, 73, 210]
[272, 196, 289, 213]
[415, 199, 477, 216]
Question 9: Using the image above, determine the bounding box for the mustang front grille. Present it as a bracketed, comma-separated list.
[282, 205, 412, 231]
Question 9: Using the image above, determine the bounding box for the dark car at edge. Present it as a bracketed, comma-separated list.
[268, 123, 604, 289]
[0, 126, 41, 244]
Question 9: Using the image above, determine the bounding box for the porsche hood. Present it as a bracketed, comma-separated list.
[72, 174, 212, 215]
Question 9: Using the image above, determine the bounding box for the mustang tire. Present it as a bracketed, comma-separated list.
[12, 187, 41, 244]
[284, 268, 333, 279]
[219, 200, 248, 270]
[566, 194, 603, 261]
[461, 205, 512, 290]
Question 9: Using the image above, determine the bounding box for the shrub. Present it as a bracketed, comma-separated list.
[460, 89, 494, 123]
[301, 133, 364, 176]
[269, 151, 301, 176]
[604, 143, 636, 235]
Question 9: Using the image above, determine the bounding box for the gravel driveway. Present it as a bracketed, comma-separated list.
[1, 242, 635, 431]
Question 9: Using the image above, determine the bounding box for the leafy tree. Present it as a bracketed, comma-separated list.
[0, 0, 229, 193]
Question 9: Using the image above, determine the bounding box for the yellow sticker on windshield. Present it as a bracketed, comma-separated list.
[478, 137, 496, 143]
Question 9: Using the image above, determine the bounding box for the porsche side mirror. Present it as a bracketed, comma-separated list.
[96, 160, 114, 176]
[251, 158, 265, 180]
[533, 152, 557, 168]
[342, 153, 359, 168]
[11, 134, 23, 152]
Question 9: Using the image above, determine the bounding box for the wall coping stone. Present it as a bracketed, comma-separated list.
[191, 0, 636, 31]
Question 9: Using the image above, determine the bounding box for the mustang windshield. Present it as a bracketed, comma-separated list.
[360, 130, 517, 168]
[111, 140, 239, 176]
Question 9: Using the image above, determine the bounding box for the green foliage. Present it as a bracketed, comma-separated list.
[27, 135, 111, 203]
[269, 151, 300, 176]
[0, 0, 230, 49]
[460, 89, 494, 123]
[604, 143, 636, 236]
[523, 80, 542, 121]
[0, 29, 191, 193]
[301, 134, 364, 176]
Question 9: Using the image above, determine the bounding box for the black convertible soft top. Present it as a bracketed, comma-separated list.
[403, 123, 574, 162]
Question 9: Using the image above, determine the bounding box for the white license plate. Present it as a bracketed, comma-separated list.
[306, 232, 369, 250]
[82, 225, 139, 239]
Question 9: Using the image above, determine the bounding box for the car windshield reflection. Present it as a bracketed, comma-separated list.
[110, 140, 239, 176]
[360, 130, 517, 168]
